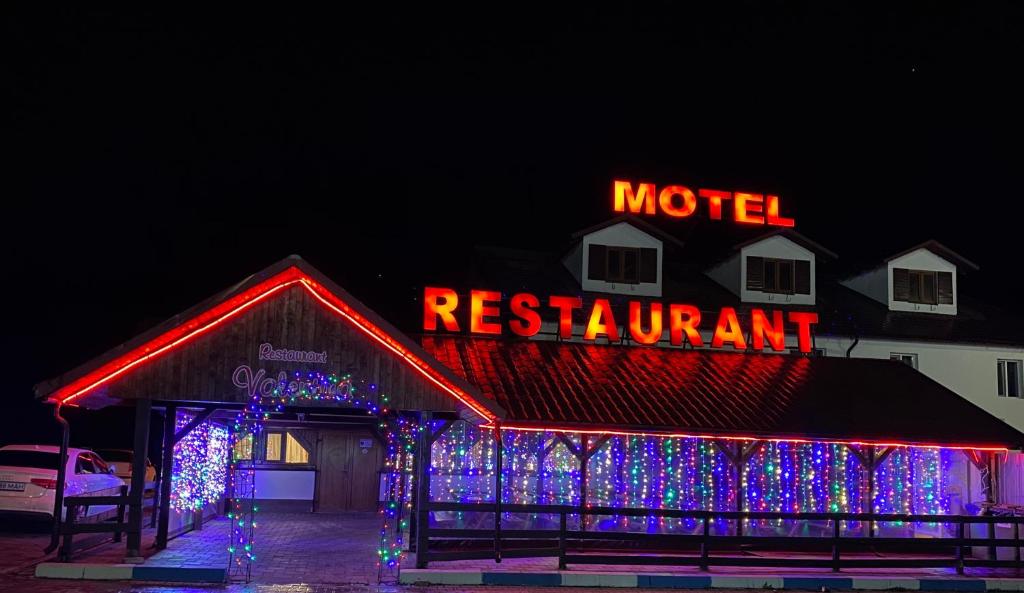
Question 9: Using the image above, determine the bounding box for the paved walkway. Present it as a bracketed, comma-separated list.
[0, 515, 160, 576]
[146, 511, 383, 585]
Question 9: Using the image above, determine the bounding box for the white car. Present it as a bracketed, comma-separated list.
[0, 444, 125, 521]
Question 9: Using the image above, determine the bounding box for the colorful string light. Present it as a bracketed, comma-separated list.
[226, 369, 407, 582]
[429, 425, 954, 535]
[170, 411, 229, 512]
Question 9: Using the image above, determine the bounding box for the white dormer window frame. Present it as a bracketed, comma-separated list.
[714, 235, 816, 306]
[884, 248, 958, 315]
[570, 221, 663, 297]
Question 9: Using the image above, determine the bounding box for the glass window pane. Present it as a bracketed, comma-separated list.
[607, 249, 621, 278]
[779, 261, 793, 292]
[921, 273, 937, 304]
[623, 250, 638, 282]
[233, 434, 253, 461]
[1009, 361, 1022, 398]
[285, 434, 309, 464]
[266, 433, 282, 461]
[909, 272, 922, 302]
[764, 261, 777, 291]
[76, 454, 95, 474]
[998, 361, 1006, 396]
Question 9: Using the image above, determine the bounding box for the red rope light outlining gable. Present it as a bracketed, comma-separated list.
[52, 268, 497, 422]
[491, 423, 1009, 453]
[296, 278, 497, 421]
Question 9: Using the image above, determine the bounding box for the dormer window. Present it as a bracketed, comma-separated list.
[893, 268, 953, 305]
[588, 244, 657, 284]
[746, 256, 811, 295]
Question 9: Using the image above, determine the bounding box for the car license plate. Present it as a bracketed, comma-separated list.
[0, 481, 26, 492]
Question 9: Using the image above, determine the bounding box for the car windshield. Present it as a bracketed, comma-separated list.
[0, 450, 60, 470]
[95, 450, 131, 462]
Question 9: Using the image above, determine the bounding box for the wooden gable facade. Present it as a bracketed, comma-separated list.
[34, 256, 503, 422]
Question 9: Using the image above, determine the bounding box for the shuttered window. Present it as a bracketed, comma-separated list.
[589, 244, 659, 284]
[795, 260, 811, 294]
[588, 244, 607, 280]
[746, 256, 764, 290]
[893, 268, 952, 305]
[639, 248, 658, 283]
[937, 272, 954, 304]
[747, 257, 810, 294]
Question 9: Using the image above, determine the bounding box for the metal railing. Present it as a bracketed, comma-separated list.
[417, 502, 1024, 574]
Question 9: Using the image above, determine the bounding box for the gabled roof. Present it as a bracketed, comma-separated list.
[733, 229, 838, 261]
[884, 240, 980, 272]
[570, 215, 687, 250]
[34, 256, 504, 422]
[422, 335, 1024, 450]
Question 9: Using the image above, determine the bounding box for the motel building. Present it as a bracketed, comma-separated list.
[31, 182, 1024, 583]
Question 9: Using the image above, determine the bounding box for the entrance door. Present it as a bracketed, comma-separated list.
[317, 431, 383, 512]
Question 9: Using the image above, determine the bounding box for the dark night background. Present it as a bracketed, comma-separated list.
[3, 5, 1023, 454]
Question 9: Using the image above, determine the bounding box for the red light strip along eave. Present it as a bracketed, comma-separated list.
[52, 268, 496, 423]
[489, 422, 1008, 453]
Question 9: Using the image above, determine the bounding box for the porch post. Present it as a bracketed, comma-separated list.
[126, 398, 152, 559]
[985, 452, 998, 560]
[414, 411, 432, 569]
[579, 434, 589, 531]
[494, 424, 503, 563]
[734, 442, 743, 537]
[156, 404, 176, 549]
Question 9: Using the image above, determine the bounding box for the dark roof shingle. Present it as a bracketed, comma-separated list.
[422, 335, 1024, 449]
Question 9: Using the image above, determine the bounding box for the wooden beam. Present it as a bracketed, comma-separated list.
[711, 440, 739, 465]
[874, 446, 895, 468]
[173, 408, 216, 445]
[428, 419, 455, 445]
[557, 433, 582, 458]
[845, 444, 870, 468]
[586, 435, 612, 459]
[126, 399, 151, 558]
[541, 438, 559, 458]
[155, 405, 176, 549]
[739, 441, 764, 464]
[413, 411, 432, 567]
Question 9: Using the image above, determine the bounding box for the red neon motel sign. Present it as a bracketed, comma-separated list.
[613, 180, 795, 227]
[424, 287, 819, 353]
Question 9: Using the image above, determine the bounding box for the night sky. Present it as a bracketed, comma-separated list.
[5, 5, 1023, 450]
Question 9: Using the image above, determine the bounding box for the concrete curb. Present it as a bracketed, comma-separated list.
[399, 569, 1024, 591]
[36, 562, 226, 583]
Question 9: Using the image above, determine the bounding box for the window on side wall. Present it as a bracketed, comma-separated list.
[890, 353, 918, 370]
[998, 359, 1023, 398]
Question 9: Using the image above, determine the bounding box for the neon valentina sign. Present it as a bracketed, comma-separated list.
[423, 288, 819, 353]
[613, 180, 795, 227]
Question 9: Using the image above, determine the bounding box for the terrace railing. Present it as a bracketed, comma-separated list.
[416, 501, 1024, 574]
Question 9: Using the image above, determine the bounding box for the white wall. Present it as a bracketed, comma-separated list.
[706, 254, 741, 297]
[888, 249, 958, 315]
[576, 222, 663, 297]
[841, 266, 888, 306]
[562, 242, 583, 285]
[233, 468, 316, 500]
[815, 335, 1024, 431]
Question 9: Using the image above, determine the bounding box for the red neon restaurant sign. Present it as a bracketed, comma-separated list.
[613, 180, 795, 227]
[424, 288, 819, 353]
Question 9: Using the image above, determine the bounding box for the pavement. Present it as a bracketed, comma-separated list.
[8, 511, 1024, 591]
